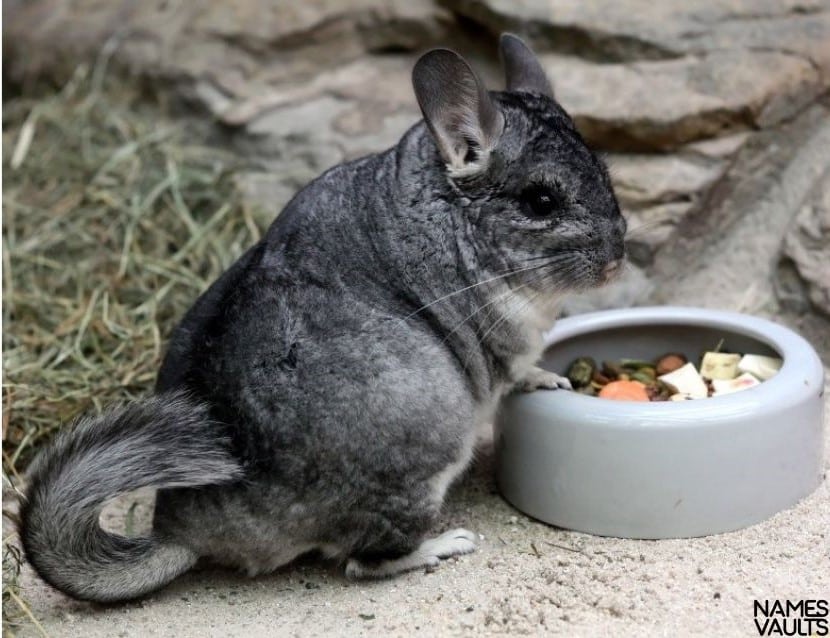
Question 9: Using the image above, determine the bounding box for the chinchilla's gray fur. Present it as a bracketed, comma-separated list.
[21, 34, 626, 602]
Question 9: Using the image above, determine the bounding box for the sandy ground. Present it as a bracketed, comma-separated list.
[9, 378, 829, 638]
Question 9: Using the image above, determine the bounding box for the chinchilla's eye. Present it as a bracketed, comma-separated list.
[520, 184, 566, 219]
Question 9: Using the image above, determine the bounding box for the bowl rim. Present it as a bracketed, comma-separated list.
[516, 305, 825, 423]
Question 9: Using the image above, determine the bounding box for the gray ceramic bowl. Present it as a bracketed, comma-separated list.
[494, 306, 825, 539]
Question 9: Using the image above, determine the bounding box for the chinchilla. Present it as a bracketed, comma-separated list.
[21, 34, 626, 602]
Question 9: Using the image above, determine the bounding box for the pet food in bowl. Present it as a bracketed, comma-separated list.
[564, 349, 782, 402]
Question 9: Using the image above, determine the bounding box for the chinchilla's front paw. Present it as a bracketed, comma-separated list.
[516, 366, 572, 392]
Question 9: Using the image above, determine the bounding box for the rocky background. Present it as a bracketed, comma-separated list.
[5, 0, 830, 354]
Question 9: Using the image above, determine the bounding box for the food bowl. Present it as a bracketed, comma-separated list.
[494, 306, 825, 539]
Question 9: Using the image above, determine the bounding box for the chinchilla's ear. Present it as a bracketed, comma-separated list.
[412, 48, 504, 176]
[499, 33, 553, 98]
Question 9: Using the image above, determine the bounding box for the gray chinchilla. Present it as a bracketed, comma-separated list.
[21, 34, 626, 602]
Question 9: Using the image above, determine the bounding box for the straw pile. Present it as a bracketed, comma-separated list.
[2, 65, 263, 632]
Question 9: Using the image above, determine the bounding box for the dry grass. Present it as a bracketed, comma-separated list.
[2, 64, 263, 633]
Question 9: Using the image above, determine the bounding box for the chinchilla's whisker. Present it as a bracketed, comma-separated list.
[495, 252, 577, 271]
[470, 291, 541, 374]
[440, 256, 566, 348]
[624, 219, 667, 238]
[423, 258, 563, 364]
[448, 282, 530, 380]
[478, 264, 556, 328]
[472, 279, 544, 358]
[397, 261, 556, 326]
[437, 281, 534, 349]
[515, 251, 585, 265]
[527, 261, 584, 300]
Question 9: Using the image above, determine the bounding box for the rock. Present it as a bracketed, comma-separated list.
[625, 202, 694, 266]
[606, 153, 727, 265]
[237, 57, 420, 176]
[777, 173, 830, 317]
[443, 0, 830, 148]
[649, 102, 830, 313]
[4, 0, 453, 86]
[685, 132, 751, 159]
[227, 56, 416, 133]
[246, 96, 351, 149]
[185, 0, 452, 55]
[609, 154, 725, 209]
[281, 56, 418, 160]
[542, 51, 822, 150]
[235, 170, 316, 228]
[230, 58, 422, 223]
[441, 0, 830, 80]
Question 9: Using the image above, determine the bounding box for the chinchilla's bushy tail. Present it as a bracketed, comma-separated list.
[20, 392, 242, 603]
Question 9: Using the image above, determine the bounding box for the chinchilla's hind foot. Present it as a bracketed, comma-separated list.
[345, 528, 477, 579]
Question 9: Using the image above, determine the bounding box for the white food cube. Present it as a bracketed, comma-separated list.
[669, 393, 694, 401]
[712, 372, 761, 396]
[659, 362, 709, 399]
[737, 354, 782, 381]
[700, 352, 741, 380]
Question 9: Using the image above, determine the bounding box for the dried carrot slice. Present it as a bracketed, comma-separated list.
[598, 379, 650, 402]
